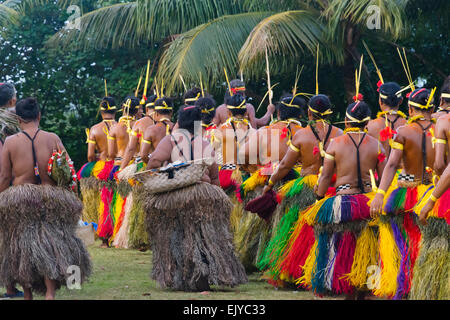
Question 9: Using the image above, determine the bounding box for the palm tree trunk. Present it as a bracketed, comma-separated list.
[342, 24, 361, 104]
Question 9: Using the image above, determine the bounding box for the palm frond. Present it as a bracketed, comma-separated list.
[324, 0, 410, 42]
[238, 10, 327, 73]
[47, 2, 139, 50]
[0, 3, 18, 27]
[156, 11, 273, 94]
[47, 0, 251, 50]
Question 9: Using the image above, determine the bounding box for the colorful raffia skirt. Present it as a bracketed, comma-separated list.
[295, 192, 378, 297]
[409, 188, 450, 300]
[77, 161, 105, 224]
[143, 182, 248, 291]
[372, 181, 432, 299]
[257, 174, 319, 286]
[0, 184, 92, 294]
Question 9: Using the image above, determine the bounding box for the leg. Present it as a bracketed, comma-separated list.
[23, 286, 33, 300]
[44, 278, 57, 300]
[100, 238, 110, 248]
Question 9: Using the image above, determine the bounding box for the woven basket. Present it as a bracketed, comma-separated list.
[142, 161, 210, 194]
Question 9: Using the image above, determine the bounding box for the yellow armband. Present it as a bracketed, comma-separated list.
[107, 135, 116, 141]
[142, 139, 152, 145]
[288, 141, 300, 153]
[324, 152, 335, 161]
[130, 130, 139, 137]
[390, 140, 404, 150]
[86, 139, 96, 144]
[430, 194, 438, 202]
[433, 138, 447, 145]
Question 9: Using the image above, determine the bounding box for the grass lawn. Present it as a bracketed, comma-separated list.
[50, 240, 340, 300]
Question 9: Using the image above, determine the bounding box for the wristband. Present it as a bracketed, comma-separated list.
[268, 179, 274, 187]
[376, 189, 386, 196]
[430, 194, 438, 202]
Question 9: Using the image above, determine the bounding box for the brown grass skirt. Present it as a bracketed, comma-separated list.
[144, 182, 248, 291]
[0, 184, 92, 294]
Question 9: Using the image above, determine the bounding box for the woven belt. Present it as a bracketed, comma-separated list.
[336, 182, 371, 193]
[398, 173, 416, 182]
[221, 164, 237, 171]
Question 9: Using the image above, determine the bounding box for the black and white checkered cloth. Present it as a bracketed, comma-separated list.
[221, 164, 237, 171]
[336, 184, 351, 192]
[398, 173, 416, 182]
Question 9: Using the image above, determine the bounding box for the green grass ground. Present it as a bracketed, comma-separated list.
[50, 241, 339, 300]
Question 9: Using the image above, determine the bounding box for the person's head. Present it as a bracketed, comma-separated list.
[378, 82, 403, 110]
[307, 94, 333, 121]
[183, 87, 202, 106]
[178, 105, 202, 134]
[439, 76, 450, 109]
[225, 94, 247, 118]
[224, 79, 246, 101]
[408, 88, 435, 116]
[345, 101, 372, 129]
[16, 97, 40, 124]
[144, 94, 158, 115]
[277, 94, 306, 121]
[195, 97, 216, 126]
[121, 96, 140, 118]
[99, 96, 117, 119]
[0, 82, 17, 109]
[153, 97, 174, 120]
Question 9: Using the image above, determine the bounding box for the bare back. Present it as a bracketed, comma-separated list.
[219, 119, 255, 164]
[3, 129, 64, 186]
[367, 114, 407, 155]
[291, 123, 342, 176]
[395, 120, 436, 180]
[326, 132, 382, 194]
[214, 103, 256, 128]
[89, 120, 116, 161]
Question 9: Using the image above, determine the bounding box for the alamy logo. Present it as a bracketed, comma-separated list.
[65, 5, 81, 31]
[366, 5, 381, 30]
[66, 265, 81, 290]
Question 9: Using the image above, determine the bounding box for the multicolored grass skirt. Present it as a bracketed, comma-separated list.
[294, 192, 378, 296]
[372, 183, 432, 299]
[256, 174, 318, 285]
[233, 166, 300, 273]
[409, 188, 450, 300]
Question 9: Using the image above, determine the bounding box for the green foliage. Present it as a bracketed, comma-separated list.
[0, 0, 155, 169]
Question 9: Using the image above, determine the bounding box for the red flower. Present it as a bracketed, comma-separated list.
[353, 93, 364, 102]
[280, 127, 288, 139]
[379, 127, 397, 142]
[313, 146, 320, 156]
[377, 81, 383, 92]
[406, 92, 411, 99]
[377, 152, 386, 163]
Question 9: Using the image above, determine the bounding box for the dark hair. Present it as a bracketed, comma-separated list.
[225, 94, 247, 117]
[308, 94, 333, 120]
[154, 97, 174, 116]
[379, 82, 402, 107]
[183, 87, 202, 105]
[409, 88, 433, 111]
[0, 83, 16, 107]
[195, 97, 216, 125]
[178, 105, 202, 133]
[100, 96, 117, 115]
[16, 97, 40, 120]
[144, 94, 158, 112]
[122, 96, 140, 117]
[441, 76, 450, 103]
[277, 94, 306, 120]
[224, 79, 246, 101]
[346, 101, 372, 128]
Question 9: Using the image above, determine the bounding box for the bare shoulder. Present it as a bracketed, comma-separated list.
[367, 118, 384, 131]
[436, 113, 450, 126]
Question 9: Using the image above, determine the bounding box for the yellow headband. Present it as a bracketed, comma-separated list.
[227, 99, 247, 109]
[100, 101, 117, 111]
[346, 112, 370, 123]
[441, 93, 450, 99]
[155, 100, 172, 110]
[281, 101, 301, 108]
[146, 102, 155, 108]
[408, 101, 434, 109]
[380, 92, 402, 100]
[309, 106, 333, 116]
[185, 92, 201, 103]
[201, 107, 215, 114]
